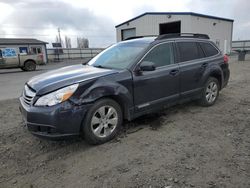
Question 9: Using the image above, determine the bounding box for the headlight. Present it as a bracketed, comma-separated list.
[35, 83, 79, 106]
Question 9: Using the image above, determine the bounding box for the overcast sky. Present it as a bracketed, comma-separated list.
[0, 0, 249, 47]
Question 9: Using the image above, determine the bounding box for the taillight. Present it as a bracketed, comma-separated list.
[223, 54, 229, 64]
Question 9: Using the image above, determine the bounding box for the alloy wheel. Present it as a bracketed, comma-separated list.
[90, 105, 118, 138]
[205, 81, 218, 103]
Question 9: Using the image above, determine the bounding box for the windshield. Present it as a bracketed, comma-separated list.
[88, 42, 149, 69]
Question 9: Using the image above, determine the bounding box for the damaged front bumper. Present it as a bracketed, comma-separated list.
[19, 97, 92, 140]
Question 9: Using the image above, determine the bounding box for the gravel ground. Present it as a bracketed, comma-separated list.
[0, 59, 250, 188]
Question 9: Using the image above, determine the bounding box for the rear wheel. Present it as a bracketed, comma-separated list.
[199, 77, 219, 106]
[23, 61, 36, 71]
[83, 99, 123, 145]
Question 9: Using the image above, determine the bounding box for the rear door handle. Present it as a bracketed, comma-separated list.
[201, 63, 208, 68]
[170, 69, 179, 76]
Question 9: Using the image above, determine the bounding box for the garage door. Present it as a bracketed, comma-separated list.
[122, 28, 136, 40]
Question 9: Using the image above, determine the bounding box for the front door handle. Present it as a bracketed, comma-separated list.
[170, 69, 179, 76]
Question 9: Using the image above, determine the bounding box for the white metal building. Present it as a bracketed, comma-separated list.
[116, 12, 234, 54]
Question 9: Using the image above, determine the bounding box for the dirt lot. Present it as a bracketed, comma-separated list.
[0, 59, 250, 188]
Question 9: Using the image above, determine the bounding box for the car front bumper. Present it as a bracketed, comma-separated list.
[19, 97, 92, 140]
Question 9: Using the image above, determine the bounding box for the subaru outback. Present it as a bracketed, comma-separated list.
[19, 33, 230, 144]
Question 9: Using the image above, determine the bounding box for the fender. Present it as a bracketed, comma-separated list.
[24, 59, 37, 65]
[201, 64, 223, 89]
[72, 78, 134, 120]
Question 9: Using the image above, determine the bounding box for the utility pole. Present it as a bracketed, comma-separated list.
[58, 27, 61, 44]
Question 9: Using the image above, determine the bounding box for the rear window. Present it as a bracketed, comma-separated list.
[177, 42, 204, 62]
[199, 42, 219, 57]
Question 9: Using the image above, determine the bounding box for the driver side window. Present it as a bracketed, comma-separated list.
[142, 42, 173, 68]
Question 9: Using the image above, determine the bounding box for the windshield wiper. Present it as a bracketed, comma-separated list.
[93, 65, 109, 69]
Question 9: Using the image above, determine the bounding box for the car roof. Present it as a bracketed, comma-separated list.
[122, 36, 211, 45]
[119, 37, 156, 45]
[122, 33, 211, 45]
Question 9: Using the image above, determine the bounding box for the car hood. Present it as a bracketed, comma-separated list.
[27, 64, 118, 95]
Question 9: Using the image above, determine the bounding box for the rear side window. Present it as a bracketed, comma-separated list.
[142, 43, 173, 67]
[199, 42, 219, 57]
[177, 42, 204, 62]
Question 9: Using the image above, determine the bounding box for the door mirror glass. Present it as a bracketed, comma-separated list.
[140, 61, 156, 71]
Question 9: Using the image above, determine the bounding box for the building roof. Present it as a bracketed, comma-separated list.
[0, 38, 48, 45]
[115, 12, 234, 28]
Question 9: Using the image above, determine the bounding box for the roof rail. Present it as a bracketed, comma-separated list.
[156, 33, 210, 40]
[124, 35, 158, 41]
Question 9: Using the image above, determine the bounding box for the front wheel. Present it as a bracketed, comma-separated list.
[23, 61, 36, 71]
[83, 99, 123, 145]
[199, 77, 219, 106]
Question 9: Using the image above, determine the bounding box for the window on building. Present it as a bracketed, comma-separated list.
[0, 49, 2, 58]
[199, 42, 219, 57]
[142, 42, 173, 68]
[177, 42, 204, 62]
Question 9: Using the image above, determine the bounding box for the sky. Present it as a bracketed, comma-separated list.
[0, 0, 249, 48]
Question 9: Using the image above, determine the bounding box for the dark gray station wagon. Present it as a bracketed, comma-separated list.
[20, 33, 230, 144]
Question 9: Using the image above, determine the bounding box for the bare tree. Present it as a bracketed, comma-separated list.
[65, 36, 72, 48]
[77, 37, 89, 48]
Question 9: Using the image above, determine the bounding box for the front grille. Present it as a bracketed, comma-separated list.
[22, 85, 36, 106]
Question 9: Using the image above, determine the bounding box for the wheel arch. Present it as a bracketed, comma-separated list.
[98, 95, 131, 120]
[77, 81, 133, 121]
[23, 59, 37, 66]
[209, 71, 222, 89]
[203, 67, 223, 90]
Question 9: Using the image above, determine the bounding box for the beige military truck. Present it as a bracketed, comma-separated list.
[0, 47, 44, 71]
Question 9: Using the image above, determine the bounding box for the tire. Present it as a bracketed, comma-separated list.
[23, 61, 36, 71]
[199, 77, 220, 106]
[83, 98, 123, 145]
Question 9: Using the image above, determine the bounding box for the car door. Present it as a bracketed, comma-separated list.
[176, 41, 206, 98]
[133, 42, 180, 113]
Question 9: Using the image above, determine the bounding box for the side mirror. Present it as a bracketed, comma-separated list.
[140, 61, 156, 71]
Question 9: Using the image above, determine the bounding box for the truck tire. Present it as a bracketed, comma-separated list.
[23, 61, 36, 71]
[199, 77, 219, 106]
[83, 98, 123, 145]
